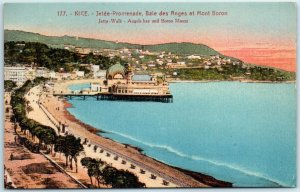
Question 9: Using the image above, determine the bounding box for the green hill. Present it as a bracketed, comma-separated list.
[4, 30, 138, 49]
[4, 30, 221, 56]
[144, 42, 219, 55]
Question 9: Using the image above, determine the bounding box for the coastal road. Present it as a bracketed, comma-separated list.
[28, 85, 181, 188]
[25, 86, 58, 131]
[4, 92, 81, 189]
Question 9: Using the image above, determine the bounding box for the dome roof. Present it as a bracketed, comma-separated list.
[106, 63, 126, 79]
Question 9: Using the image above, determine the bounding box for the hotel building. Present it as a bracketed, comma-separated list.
[4, 66, 27, 86]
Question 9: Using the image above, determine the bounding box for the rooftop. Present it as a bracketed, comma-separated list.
[132, 75, 152, 81]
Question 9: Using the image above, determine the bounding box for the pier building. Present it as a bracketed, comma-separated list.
[55, 63, 173, 102]
[91, 63, 171, 96]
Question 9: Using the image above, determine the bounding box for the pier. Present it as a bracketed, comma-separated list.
[53, 93, 173, 103]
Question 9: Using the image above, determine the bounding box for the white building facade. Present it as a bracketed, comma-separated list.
[36, 67, 49, 78]
[4, 66, 27, 86]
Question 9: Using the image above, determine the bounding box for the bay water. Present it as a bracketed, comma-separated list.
[67, 82, 296, 187]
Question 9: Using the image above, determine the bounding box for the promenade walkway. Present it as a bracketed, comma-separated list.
[4, 92, 81, 189]
[28, 86, 179, 188]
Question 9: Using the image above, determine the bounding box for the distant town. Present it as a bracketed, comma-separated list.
[5, 42, 241, 86]
[4, 39, 296, 89]
[3, 1, 296, 189]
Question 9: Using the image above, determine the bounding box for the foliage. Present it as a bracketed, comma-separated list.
[5, 30, 221, 55]
[10, 77, 84, 175]
[173, 65, 295, 81]
[10, 78, 58, 154]
[81, 157, 145, 188]
[81, 157, 106, 187]
[54, 135, 84, 172]
[4, 80, 17, 91]
[4, 41, 124, 71]
[103, 166, 145, 188]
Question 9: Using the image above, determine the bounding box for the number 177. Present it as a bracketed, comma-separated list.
[57, 11, 66, 16]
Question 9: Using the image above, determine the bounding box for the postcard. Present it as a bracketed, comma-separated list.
[3, 1, 296, 189]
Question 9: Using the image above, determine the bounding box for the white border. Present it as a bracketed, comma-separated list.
[0, 1, 298, 192]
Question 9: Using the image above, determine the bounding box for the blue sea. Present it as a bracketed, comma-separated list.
[68, 82, 296, 187]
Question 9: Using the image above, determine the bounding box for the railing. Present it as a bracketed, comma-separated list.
[38, 93, 188, 187]
[88, 140, 190, 187]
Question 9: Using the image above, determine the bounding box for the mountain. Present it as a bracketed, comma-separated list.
[144, 42, 219, 55]
[4, 30, 221, 56]
[4, 30, 138, 50]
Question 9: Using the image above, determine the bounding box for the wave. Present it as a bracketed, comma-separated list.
[107, 130, 291, 187]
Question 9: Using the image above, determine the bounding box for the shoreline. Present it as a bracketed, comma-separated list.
[56, 78, 296, 187]
[43, 86, 211, 187]
[63, 100, 105, 134]
[61, 93, 232, 187]
[53, 78, 296, 92]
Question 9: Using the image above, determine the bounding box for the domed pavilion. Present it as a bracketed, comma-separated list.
[90, 62, 171, 100]
[106, 63, 126, 79]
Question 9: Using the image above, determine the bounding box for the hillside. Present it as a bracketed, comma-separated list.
[4, 30, 221, 56]
[4, 30, 138, 49]
[4, 41, 295, 82]
[144, 42, 219, 55]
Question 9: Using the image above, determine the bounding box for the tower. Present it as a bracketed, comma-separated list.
[126, 66, 133, 84]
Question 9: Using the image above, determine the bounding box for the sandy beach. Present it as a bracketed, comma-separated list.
[53, 79, 101, 94]
[5, 79, 232, 188]
[40, 85, 201, 187]
[40, 79, 231, 188]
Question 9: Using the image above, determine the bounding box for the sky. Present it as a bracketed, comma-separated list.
[4, 2, 297, 71]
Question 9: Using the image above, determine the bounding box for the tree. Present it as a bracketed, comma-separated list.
[102, 166, 118, 187]
[32, 126, 44, 144]
[54, 135, 69, 166]
[69, 136, 84, 172]
[4, 80, 17, 92]
[93, 159, 107, 187]
[81, 157, 97, 185]
[19, 117, 29, 134]
[38, 128, 57, 153]
[81, 157, 106, 187]
[54, 135, 84, 169]
[54, 135, 65, 159]
[81, 156, 145, 188]
[102, 166, 145, 188]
